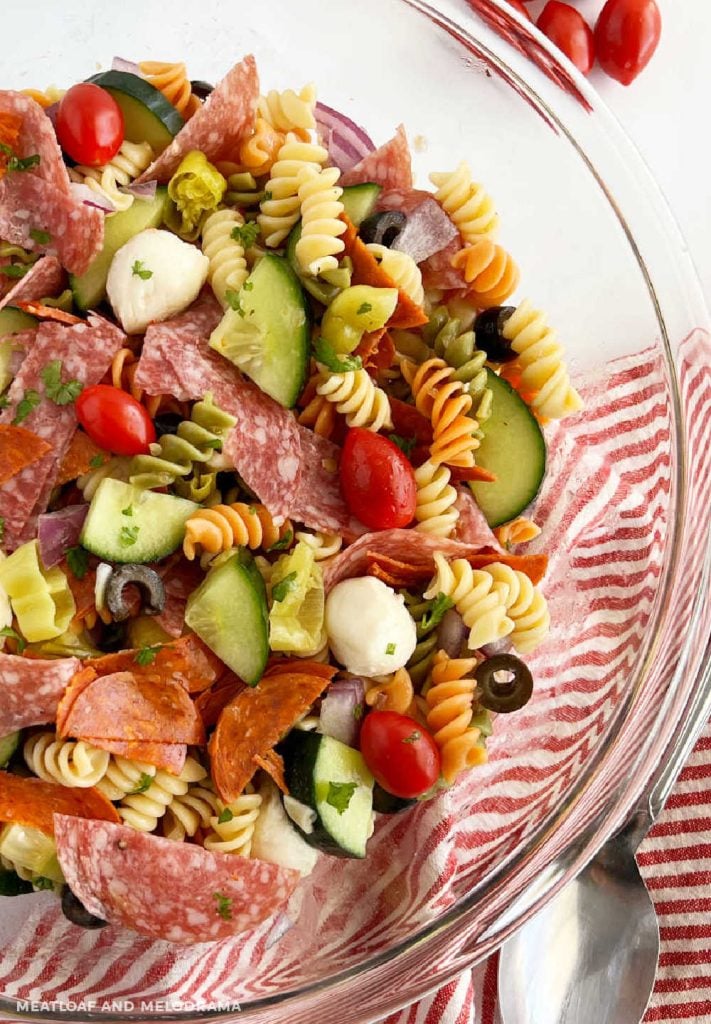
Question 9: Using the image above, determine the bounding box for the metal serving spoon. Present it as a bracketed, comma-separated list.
[498, 634, 711, 1024]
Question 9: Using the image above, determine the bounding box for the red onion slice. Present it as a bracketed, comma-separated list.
[45, 102, 59, 129]
[480, 637, 513, 658]
[315, 102, 374, 174]
[319, 677, 365, 747]
[69, 182, 115, 214]
[393, 198, 459, 264]
[120, 179, 158, 201]
[38, 505, 89, 569]
[111, 57, 143, 77]
[436, 609, 468, 659]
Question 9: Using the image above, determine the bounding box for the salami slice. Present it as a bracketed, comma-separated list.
[0, 255, 63, 312]
[0, 315, 125, 550]
[136, 56, 259, 184]
[153, 560, 204, 638]
[209, 670, 334, 803]
[0, 775, 119, 836]
[340, 125, 413, 190]
[58, 670, 205, 746]
[0, 92, 71, 195]
[86, 738, 187, 775]
[289, 426, 365, 537]
[452, 487, 504, 549]
[0, 423, 51, 484]
[421, 237, 467, 291]
[54, 815, 299, 944]
[376, 187, 433, 214]
[0, 651, 79, 734]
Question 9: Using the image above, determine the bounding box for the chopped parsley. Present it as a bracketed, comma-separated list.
[0, 396, 8, 410]
[313, 337, 362, 373]
[32, 876, 55, 891]
[263, 190, 273, 202]
[121, 504, 134, 517]
[385, 642, 397, 656]
[0, 263, 29, 279]
[0, 144, 41, 173]
[12, 388, 40, 425]
[242, 280, 254, 291]
[225, 289, 244, 315]
[272, 571, 299, 603]
[0, 517, 4, 543]
[213, 892, 233, 921]
[230, 222, 260, 248]
[40, 360, 83, 406]
[131, 260, 153, 280]
[326, 781, 357, 815]
[387, 433, 416, 458]
[419, 593, 455, 634]
[134, 645, 162, 667]
[65, 546, 89, 581]
[217, 807, 234, 824]
[203, 437, 223, 450]
[268, 528, 293, 552]
[402, 730, 421, 745]
[356, 302, 373, 316]
[128, 773, 154, 795]
[29, 228, 51, 245]
[353, 703, 365, 722]
[119, 525, 140, 548]
[0, 627, 26, 654]
[89, 454, 105, 469]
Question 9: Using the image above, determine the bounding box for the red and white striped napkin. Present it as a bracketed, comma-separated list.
[387, 721, 711, 1024]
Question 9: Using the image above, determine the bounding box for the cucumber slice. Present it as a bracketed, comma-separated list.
[209, 253, 309, 409]
[80, 479, 197, 563]
[341, 183, 382, 226]
[470, 368, 546, 528]
[87, 71, 184, 152]
[372, 783, 416, 815]
[280, 731, 374, 859]
[69, 187, 168, 311]
[0, 307, 37, 337]
[185, 548, 268, 686]
[0, 731, 20, 769]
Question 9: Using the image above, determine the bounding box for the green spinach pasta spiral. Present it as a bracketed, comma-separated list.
[423, 306, 492, 423]
[129, 395, 236, 491]
[403, 592, 441, 688]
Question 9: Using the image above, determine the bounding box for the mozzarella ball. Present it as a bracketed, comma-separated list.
[325, 576, 417, 676]
[107, 228, 209, 334]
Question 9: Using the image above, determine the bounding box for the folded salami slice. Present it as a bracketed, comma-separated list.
[0, 255, 63, 313]
[0, 775, 119, 836]
[153, 560, 204, 638]
[0, 315, 125, 550]
[0, 651, 79, 734]
[340, 125, 413, 190]
[421, 237, 467, 292]
[452, 487, 504, 549]
[209, 669, 336, 803]
[54, 815, 299, 944]
[136, 56, 259, 184]
[289, 426, 365, 538]
[58, 670, 205, 747]
[0, 92, 71, 195]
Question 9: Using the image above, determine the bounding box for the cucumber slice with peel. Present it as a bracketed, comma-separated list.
[341, 183, 382, 226]
[87, 71, 184, 152]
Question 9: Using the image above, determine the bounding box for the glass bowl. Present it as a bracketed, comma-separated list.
[2, 1, 710, 1021]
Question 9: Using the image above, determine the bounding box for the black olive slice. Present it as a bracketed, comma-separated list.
[152, 411, 183, 439]
[105, 565, 166, 622]
[359, 210, 407, 248]
[474, 306, 517, 363]
[189, 80, 214, 100]
[474, 654, 533, 713]
[61, 885, 108, 929]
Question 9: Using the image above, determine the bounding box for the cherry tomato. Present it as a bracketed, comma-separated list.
[56, 84, 124, 167]
[360, 711, 440, 799]
[340, 428, 417, 530]
[537, 2, 595, 75]
[595, 0, 661, 86]
[76, 385, 155, 456]
[506, 0, 532, 19]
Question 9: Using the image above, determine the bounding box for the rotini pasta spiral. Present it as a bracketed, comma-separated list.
[116, 756, 207, 833]
[316, 367, 392, 432]
[23, 732, 110, 789]
[183, 502, 293, 561]
[139, 61, 201, 120]
[501, 300, 584, 420]
[203, 785, 262, 857]
[365, 667, 416, 715]
[76, 455, 132, 501]
[68, 141, 154, 213]
[480, 562, 550, 653]
[223, 171, 264, 209]
[424, 552, 514, 650]
[257, 84, 316, 136]
[95, 758, 157, 802]
[422, 306, 492, 423]
[494, 516, 541, 548]
[401, 357, 479, 469]
[365, 244, 424, 306]
[129, 396, 236, 490]
[163, 782, 222, 842]
[294, 530, 342, 560]
[21, 85, 64, 109]
[295, 165, 347, 276]
[429, 163, 499, 243]
[258, 135, 328, 247]
[413, 458, 459, 537]
[298, 391, 337, 438]
[451, 240, 519, 308]
[110, 347, 167, 418]
[201, 208, 249, 308]
[426, 650, 487, 783]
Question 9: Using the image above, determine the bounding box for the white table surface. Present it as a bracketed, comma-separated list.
[524, 0, 711, 308]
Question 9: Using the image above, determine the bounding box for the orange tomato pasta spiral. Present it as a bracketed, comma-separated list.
[451, 240, 520, 308]
[426, 650, 487, 783]
[110, 348, 163, 418]
[139, 61, 201, 120]
[494, 517, 541, 548]
[365, 667, 416, 716]
[298, 369, 337, 438]
[401, 357, 479, 469]
[237, 117, 285, 176]
[183, 503, 292, 560]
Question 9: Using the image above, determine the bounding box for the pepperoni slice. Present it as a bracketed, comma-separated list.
[90, 739, 187, 775]
[56, 430, 108, 486]
[0, 424, 52, 485]
[87, 635, 222, 695]
[0, 773, 119, 835]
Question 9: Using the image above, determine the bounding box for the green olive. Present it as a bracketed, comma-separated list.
[474, 654, 533, 713]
